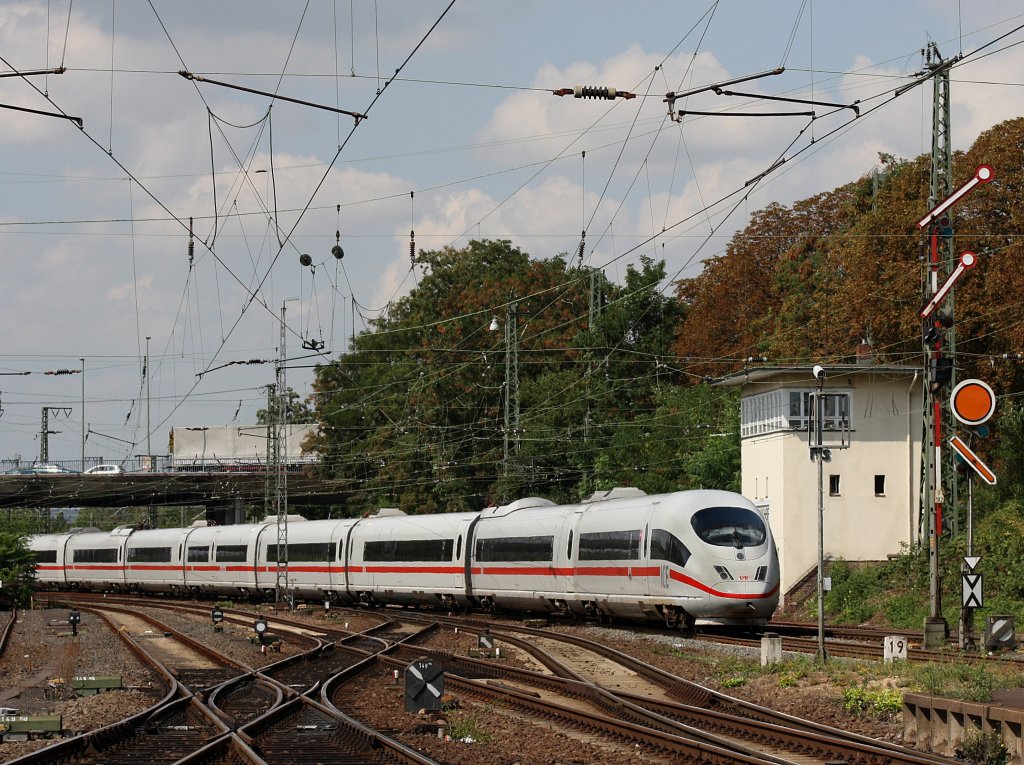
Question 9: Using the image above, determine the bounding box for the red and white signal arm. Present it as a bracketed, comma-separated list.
[950, 379, 996, 426]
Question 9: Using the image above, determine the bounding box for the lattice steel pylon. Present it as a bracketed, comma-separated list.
[502, 297, 520, 471]
[921, 41, 955, 636]
[275, 301, 290, 608]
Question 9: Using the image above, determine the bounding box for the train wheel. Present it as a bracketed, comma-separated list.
[680, 611, 696, 636]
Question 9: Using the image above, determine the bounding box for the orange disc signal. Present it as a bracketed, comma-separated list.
[950, 379, 995, 426]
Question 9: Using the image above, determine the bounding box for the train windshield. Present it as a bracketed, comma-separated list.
[691, 506, 766, 548]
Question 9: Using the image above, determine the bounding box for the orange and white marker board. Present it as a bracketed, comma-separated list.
[949, 435, 996, 485]
[950, 379, 995, 426]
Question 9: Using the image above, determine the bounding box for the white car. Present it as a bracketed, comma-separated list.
[84, 464, 124, 475]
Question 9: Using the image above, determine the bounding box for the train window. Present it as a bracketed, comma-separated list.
[187, 546, 209, 563]
[127, 547, 172, 563]
[265, 543, 334, 562]
[337, 540, 344, 561]
[72, 548, 118, 563]
[456, 535, 462, 560]
[215, 545, 248, 562]
[649, 529, 691, 568]
[33, 550, 57, 563]
[578, 530, 642, 561]
[566, 530, 573, 559]
[691, 507, 767, 548]
[475, 536, 553, 563]
[363, 539, 455, 562]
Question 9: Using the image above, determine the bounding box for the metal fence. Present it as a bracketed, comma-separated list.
[0, 456, 172, 474]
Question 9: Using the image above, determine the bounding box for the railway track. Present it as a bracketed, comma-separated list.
[411, 619, 965, 765]
[0, 608, 16, 660]
[8, 599, 447, 765]
[20, 596, 989, 764]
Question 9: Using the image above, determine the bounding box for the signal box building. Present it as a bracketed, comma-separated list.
[715, 363, 924, 605]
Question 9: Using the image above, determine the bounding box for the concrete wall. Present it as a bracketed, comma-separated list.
[904, 693, 1024, 764]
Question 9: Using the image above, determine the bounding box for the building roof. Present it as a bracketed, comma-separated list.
[712, 364, 924, 388]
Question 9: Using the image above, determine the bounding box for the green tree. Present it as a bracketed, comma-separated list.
[256, 387, 314, 425]
[0, 532, 36, 606]
[308, 240, 686, 512]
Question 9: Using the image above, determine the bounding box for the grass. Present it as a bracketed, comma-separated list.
[446, 713, 492, 743]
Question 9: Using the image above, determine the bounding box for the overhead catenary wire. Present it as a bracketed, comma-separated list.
[4, 8, 1019, 469]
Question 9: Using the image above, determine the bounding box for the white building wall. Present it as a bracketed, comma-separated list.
[732, 368, 923, 604]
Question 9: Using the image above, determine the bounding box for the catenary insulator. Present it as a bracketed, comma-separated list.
[574, 85, 617, 99]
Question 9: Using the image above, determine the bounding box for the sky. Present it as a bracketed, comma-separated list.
[0, 1, 1022, 467]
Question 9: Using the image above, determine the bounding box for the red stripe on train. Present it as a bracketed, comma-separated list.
[668, 568, 779, 599]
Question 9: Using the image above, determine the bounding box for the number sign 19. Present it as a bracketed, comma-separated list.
[884, 635, 908, 663]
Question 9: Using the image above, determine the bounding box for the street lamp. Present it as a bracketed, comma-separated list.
[145, 336, 152, 472]
[80, 358, 85, 470]
[807, 364, 850, 663]
[274, 297, 298, 609]
[809, 365, 829, 663]
[488, 300, 519, 474]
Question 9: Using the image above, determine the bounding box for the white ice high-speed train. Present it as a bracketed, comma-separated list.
[28, 487, 780, 628]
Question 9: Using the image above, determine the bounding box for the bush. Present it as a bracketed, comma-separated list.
[955, 727, 1009, 765]
[841, 686, 903, 718]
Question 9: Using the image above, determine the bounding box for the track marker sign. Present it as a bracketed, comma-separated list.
[962, 572, 983, 609]
[949, 436, 996, 485]
[964, 556, 981, 571]
[950, 379, 996, 426]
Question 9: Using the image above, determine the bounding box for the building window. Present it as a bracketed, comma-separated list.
[829, 474, 841, 496]
[741, 389, 852, 438]
[875, 475, 886, 496]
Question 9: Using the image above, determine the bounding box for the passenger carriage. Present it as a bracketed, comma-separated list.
[123, 527, 190, 593]
[181, 523, 262, 597]
[467, 497, 571, 614]
[26, 531, 72, 589]
[254, 517, 353, 600]
[345, 509, 477, 609]
[63, 527, 132, 591]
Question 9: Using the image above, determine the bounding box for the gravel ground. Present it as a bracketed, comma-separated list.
[0, 605, 911, 764]
[0, 608, 161, 761]
[335, 662, 672, 765]
[559, 625, 906, 742]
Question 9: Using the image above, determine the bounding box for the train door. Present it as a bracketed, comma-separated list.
[637, 506, 656, 599]
[562, 510, 583, 599]
[329, 522, 350, 598]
